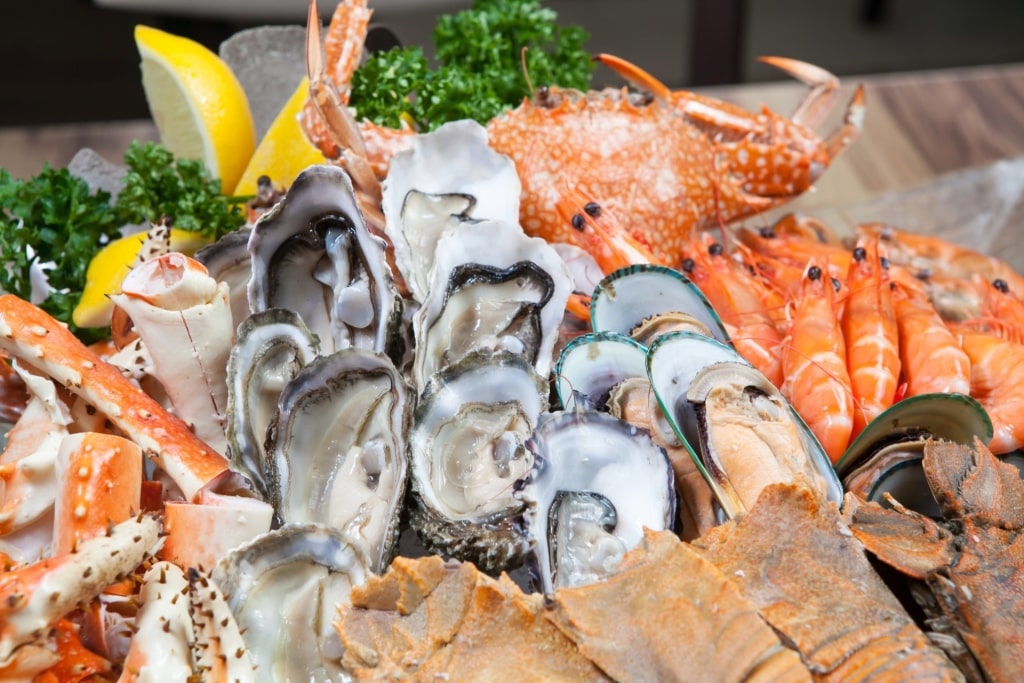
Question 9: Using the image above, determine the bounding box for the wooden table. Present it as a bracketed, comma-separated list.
[3, 61, 1024, 212]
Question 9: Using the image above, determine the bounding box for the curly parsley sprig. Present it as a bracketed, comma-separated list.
[350, 0, 593, 131]
[0, 141, 246, 340]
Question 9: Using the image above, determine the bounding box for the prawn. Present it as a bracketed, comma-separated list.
[889, 266, 972, 396]
[842, 237, 900, 437]
[951, 326, 1024, 454]
[781, 262, 854, 463]
[681, 233, 784, 386]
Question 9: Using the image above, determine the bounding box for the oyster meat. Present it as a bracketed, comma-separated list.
[515, 408, 676, 595]
[408, 350, 548, 573]
[265, 348, 411, 573]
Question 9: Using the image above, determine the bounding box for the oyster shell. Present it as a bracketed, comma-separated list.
[412, 219, 572, 393]
[381, 119, 522, 301]
[213, 524, 369, 683]
[247, 164, 402, 358]
[265, 348, 410, 573]
[408, 350, 548, 573]
[194, 228, 252, 329]
[225, 308, 320, 499]
[516, 408, 676, 596]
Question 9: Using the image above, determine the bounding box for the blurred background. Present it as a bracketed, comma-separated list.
[4, 0, 1024, 127]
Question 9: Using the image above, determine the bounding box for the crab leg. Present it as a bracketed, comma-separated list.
[189, 570, 257, 682]
[53, 433, 143, 556]
[0, 514, 162, 665]
[162, 472, 273, 573]
[110, 253, 234, 455]
[118, 562, 195, 683]
[0, 368, 69, 537]
[0, 294, 228, 502]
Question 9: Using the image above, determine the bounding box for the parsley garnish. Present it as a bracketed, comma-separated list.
[0, 141, 246, 340]
[350, 0, 593, 131]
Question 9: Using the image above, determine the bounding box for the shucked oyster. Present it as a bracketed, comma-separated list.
[213, 524, 369, 683]
[516, 408, 676, 596]
[226, 308, 320, 499]
[412, 219, 573, 394]
[265, 348, 411, 573]
[248, 164, 402, 359]
[408, 350, 548, 573]
[381, 119, 522, 301]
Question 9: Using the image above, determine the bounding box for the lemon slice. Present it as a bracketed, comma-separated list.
[135, 25, 256, 194]
[234, 77, 328, 197]
[73, 230, 210, 328]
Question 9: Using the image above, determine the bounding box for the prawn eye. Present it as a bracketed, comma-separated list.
[831, 277, 842, 292]
[993, 278, 1010, 294]
[681, 258, 695, 272]
[759, 226, 776, 238]
[880, 256, 890, 270]
[807, 265, 822, 281]
[583, 202, 602, 218]
[852, 246, 867, 261]
[571, 214, 586, 231]
[708, 242, 724, 257]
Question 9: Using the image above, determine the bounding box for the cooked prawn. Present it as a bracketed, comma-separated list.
[781, 262, 854, 463]
[842, 238, 900, 437]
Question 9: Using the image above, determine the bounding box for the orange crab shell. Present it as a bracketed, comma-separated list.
[486, 89, 764, 266]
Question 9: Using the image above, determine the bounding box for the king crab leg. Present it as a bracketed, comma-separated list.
[0, 294, 228, 502]
[0, 515, 162, 666]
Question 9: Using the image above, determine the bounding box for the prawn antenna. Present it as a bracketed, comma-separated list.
[521, 46, 537, 100]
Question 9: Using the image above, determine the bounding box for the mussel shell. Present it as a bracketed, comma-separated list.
[226, 308, 320, 499]
[835, 392, 993, 477]
[408, 350, 548, 573]
[589, 264, 729, 345]
[647, 331, 843, 518]
[554, 331, 647, 412]
[838, 393, 993, 516]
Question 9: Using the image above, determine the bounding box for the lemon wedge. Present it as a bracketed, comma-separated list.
[73, 230, 211, 328]
[134, 25, 256, 194]
[234, 77, 327, 197]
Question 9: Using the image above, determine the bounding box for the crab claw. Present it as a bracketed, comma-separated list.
[0, 515, 162, 666]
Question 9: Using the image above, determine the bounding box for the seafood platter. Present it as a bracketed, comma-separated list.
[2, 0, 1023, 680]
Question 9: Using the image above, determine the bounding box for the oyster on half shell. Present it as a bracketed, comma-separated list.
[515, 408, 676, 596]
[248, 164, 403, 359]
[213, 524, 369, 683]
[408, 350, 548, 573]
[264, 348, 411, 573]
